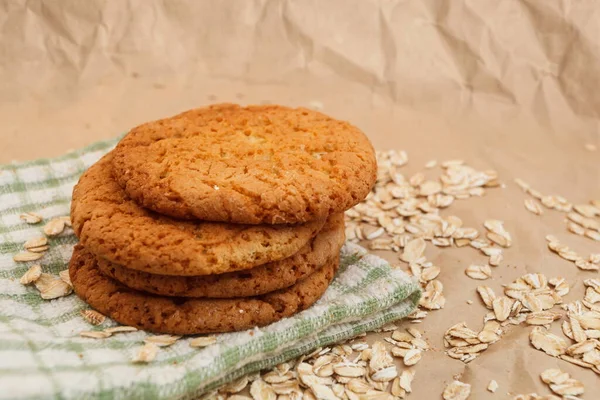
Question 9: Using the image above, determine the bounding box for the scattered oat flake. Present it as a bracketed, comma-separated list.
[585, 287, 600, 304]
[400, 238, 426, 263]
[346, 378, 371, 394]
[567, 222, 585, 236]
[13, 251, 43, 262]
[43, 218, 66, 236]
[308, 100, 324, 110]
[307, 383, 336, 400]
[529, 327, 567, 356]
[446, 323, 478, 339]
[465, 265, 492, 280]
[370, 341, 394, 371]
[20, 212, 43, 224]
[132, 342, 159, 363]
[521, 293, 543, 312]
[584, 278, 600, 290]
[560, 354, 594, 369]
[443, 380, 471, 400]
[332, 363, 365, 378]
[477, 286, 496, 309]
[40, 280, 72, 299]
[540, 368, 569, 384]
[574, 203, 599, 217]
[514, 178, 530, 191]
[541, 195, 558, 209]
[432, 238, 451, 247]
[549, 378, 584, 396]
[420, 180, 442, 196]
[469, 238, 488, 249]
[585, 329, 600, 339]
[19, 264, 42, 285]
[577, 312, 600, 330]
[23, 237, 48, 250]
[455, 343, 488, 354]
[582, 349, 600, 365]
[569, 317, 587, 343]
[390, 378, 406, 398]
[80, 310, 106, 325]
[478, 329, 500, 343]
[425, 160, 437, 168]
[409, 172, 425, 187]
[526, 312, 561, 326]
[566, 339, 596, 355]
[102, 326, 137, 335]
[371, 366, 398, 382]
[421, 265, 440, 281]
[190, 336, 217, 348]
[483, 219, 506, 234]
[487, 231, 511, 248]
[524, 198, 543, 215]
[419, 282, 446, 310]
[454, 238, 471, 247]
[493, 297, 513, 322]
[585, 229, 600, 241]
[59, 270, 72, 286]
[407, 327, 422, 338]
[483, 320, 501, 332]
[364, 226, 385, 240]
[575, 258, 599, 271]
[27, 245, 49, 253]
[58, 216, 72, 227]
[399, 369, 415, 393]
[221, 376, 249, 394]
[528, 189, 543, 200]
[32, 273, 56, 288]
[144, 334, 181, 347]
[392, 347, 409, 359]
[480, 246, 501, 256]
[487, 380, 498, 393]
[392, 330, 413, 342]
[442, 159, 464, 168]
[80, 330, 111, 339]
[35, 274, 72, 299]
[403, 349, 422, 366]
[489, 253, 503, 266]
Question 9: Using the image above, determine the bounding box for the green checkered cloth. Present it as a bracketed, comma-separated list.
[0, 139, 421, 400]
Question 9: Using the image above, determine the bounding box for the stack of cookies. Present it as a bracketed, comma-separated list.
[69, 104, 377, 335]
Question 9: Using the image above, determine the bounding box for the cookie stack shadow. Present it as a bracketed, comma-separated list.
[69, 104, 377, 335]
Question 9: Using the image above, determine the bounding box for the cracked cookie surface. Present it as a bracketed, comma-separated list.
[111, 103, 377, 224]
[96, 213, 345, 297]
[70, 153, 325, 276]
[70, 244, 338, 335]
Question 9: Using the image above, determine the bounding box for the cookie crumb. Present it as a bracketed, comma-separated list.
[309, 100, 323, 110]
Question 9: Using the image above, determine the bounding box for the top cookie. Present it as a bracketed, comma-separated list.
[111, 104, 377, 224]
[70, 152, 325, 276]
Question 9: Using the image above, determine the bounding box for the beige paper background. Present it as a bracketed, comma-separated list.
[1, 0, 599, 397]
